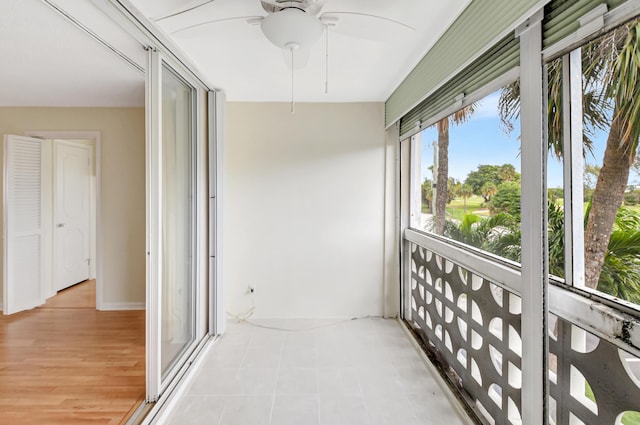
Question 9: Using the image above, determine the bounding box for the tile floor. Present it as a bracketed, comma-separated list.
[164, 318, 470, 425]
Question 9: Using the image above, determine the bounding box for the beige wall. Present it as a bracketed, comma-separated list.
[225, 102, 387, 318]
[0, 107, 145, 308]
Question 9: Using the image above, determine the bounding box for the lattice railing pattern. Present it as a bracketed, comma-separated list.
[549, 314, 640, 424]
[409, 243, 523, 425]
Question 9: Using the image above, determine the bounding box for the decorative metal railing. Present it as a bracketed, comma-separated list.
[405, 229, 640, 425]
[549, 314, 640, 424]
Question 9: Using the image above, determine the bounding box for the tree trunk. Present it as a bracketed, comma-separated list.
[435, 120, 449, 235]
[584, 113, 632, 288]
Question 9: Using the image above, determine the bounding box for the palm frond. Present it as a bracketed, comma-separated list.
[548, 200, 565, 277]
[442, 212, 520, 260]
[609, 22, 640, 161]
[606, 229, 640, 257]
[613, 207, 640, 231]
[498, 82, 520, 136]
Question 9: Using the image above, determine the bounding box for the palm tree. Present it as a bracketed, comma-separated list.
[460, 184, 473, 213]
[421, 178, 433, 213]
[434, 106, 476, 235]
[481, 182, 498, 203]
[583, 23, 640, 288]
[498, 164, 518, 182]
[499, 19, 640, 290]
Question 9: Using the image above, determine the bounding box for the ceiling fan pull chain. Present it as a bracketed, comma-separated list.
[285, 42, 299, 114]
[290, 46, 295, 114]
[325, 24, 329, 94]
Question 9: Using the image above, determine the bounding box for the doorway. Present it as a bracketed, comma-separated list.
[53, 139, 94, 293]
[2, 133, 98, 313]
[28, 131, 99, 309]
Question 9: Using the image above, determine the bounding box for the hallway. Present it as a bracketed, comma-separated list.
[0, 281, 145, 424]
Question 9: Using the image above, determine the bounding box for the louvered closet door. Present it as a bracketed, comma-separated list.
[3, 135, 45, 315]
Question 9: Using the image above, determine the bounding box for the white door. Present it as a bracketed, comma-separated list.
[3, 135, 46, 315]
[53, 140, 91, 291]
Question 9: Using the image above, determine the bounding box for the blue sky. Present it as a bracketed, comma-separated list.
[420, 90, 639, 189]
[420, 91, 523, 184]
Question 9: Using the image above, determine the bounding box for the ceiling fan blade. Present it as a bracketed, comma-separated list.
[171, 16, 264, 39]
[282, 47, 310, 70]
[154, 0, 217, 21]
[320, 11, 415, 42]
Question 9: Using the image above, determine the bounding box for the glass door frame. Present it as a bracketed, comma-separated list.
[146, 48, 207, 401]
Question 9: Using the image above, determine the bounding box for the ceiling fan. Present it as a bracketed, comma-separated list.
[157, 0, 415, 63]
[248, 0, 339, 79]
[154, 0, 415, 108]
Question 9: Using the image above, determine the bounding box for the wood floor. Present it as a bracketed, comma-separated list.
[0, 280, 145, 424]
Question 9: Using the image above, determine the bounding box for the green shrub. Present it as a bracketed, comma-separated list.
[625, 194, 638, 206]
[489, 182, 521, 217]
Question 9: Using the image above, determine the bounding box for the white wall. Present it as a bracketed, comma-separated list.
[0, 107, 145, 308]
[225, 102, 387, 318]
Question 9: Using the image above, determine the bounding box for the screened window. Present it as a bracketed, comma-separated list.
[410, 85, 522, 263]
[548, 17, 640, 308]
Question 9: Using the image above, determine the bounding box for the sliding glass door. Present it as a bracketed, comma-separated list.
[159, 63, 196, 378]
[146, 50, 203, 401]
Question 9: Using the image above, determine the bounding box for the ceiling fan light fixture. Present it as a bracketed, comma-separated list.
[260, 7, 324, 50]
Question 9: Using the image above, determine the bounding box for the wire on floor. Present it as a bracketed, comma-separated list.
[224, 311, 384, 332]
[225, 292, 256, 322]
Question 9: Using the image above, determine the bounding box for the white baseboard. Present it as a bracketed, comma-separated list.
[98, 302, 145, 311]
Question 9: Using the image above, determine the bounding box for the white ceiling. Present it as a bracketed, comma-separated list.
[0, 0, 470, 106]
[131, 0, 471, 102]
[0, 0, 145, 107]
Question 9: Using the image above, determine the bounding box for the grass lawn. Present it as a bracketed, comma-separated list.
[446, 196, 490, 220]
[551, 201, 640, 215]
[586, 382, 640, 424]
[426, 196, 640, 222]
[622, 412, 640, 424]
[625, 204, 640, 213]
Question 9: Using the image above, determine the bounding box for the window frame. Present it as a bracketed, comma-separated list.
[548, 23, 640, 318]
[405, 73, 524, 267]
